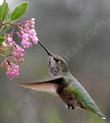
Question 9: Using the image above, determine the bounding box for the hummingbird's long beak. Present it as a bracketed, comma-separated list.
[38, 40, 52, 56]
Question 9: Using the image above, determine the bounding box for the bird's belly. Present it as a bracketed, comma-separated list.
[59, 89, 85, 109]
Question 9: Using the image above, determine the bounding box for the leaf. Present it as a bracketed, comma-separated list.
[2, 2, 9, 20]
[0, 0, 9, 21]
[10, 2, 29, 21]
[0, 36, 5, 45]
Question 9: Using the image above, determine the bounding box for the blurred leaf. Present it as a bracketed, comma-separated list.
[10, 2, 29, 21]
[2, 2, 9, 20]
[0, 36, 5, 45]
[0, 0, 9, 21]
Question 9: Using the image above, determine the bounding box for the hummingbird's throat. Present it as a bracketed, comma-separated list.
[48, 55, 61, 77]
[38, 40, 69, 74]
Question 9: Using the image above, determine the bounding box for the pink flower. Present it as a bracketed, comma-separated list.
[29, 29, 36, 36]
[1, 60, 20, 79]
[0, 18, 40, 80]
[31, 18, 35, 25]
[20, 18, 39, 48]
[6, 64, 20, 80]
[22, 33, 29, 41]
[6, 35, 15, 46]
[7, 37, 13, 43]
[21, 40, 32, 48]
[31, 36, 39, 44]
[12, 46, 25, 62]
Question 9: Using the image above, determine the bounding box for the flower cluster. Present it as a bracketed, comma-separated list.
[12, 45, 25, 62]
[0, 18, 39, 79]
[1, 60, 20, 80]
[20, 18, 39, 48]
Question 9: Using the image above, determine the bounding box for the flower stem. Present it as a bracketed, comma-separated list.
[0, 54, 6, 60]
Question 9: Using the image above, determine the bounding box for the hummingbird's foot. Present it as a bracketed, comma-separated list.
[67, 104, 75, 110]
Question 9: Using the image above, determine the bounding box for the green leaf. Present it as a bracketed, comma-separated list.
[0, 0, 9, 21]
[0, 36, 5, 45]
[3, 2, 9, 20]
[10, 2, 29, 21]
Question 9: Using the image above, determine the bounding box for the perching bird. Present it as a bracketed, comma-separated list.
[18, 41, 106, 119]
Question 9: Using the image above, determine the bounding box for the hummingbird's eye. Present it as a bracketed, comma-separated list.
[54, 58, 60, 63]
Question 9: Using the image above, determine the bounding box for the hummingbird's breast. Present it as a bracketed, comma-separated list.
[58, 85, 85, 109]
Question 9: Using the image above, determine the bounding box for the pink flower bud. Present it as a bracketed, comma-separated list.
[22, 33, 29, 41]
[6, 63, 20, 80]
[6, 36, 15, 46]
[31, 18, 35, 21]
[32, 35, 39, 44]
[29, 29, 36, 36]
[12, 46, 25, 62]
[21, 40, 32, 48]
[7, 37, 13, 43]
[1, 60, 20, 79]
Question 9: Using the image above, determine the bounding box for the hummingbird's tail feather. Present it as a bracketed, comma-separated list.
[86, 105, 106, 119]
[18, 77, 63, 94]
[82, 100, 106, 119]
[98, 113, 106, 120]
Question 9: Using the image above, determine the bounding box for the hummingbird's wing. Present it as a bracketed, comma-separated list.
[64, 76, 106, 119]
[18, 77, 64, 94]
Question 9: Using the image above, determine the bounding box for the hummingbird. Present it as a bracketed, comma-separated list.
[18, 40, 106, 119]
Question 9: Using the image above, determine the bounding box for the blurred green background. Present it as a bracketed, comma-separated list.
[0, 0, 110, 123]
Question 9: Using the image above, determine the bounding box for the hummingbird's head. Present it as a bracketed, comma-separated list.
[38, 40, 69, 76]
[48, 54, 69, 76]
